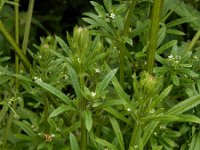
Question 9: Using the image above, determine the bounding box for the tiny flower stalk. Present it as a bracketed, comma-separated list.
[147, 0, 163, 74]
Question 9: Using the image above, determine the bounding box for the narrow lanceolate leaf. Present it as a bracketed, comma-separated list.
[166, 94, 200, 115]
[95, 137, 118, 150]
[49, 105, 76, 118]
[104, 107, 130, 124]
[34, 79, 71, 104]
[55, 36, 70, 56]
[13, 120, 36, 137]
[177, 114, 200, 124]
[150, 85, 172, 109]
[110, 117, 125, 150]
[67, 64, 81, 97]
[70, 133, 80, 150]
[84, 110, 93, 132]
[157, 40, 177, 54]
[166, 17, 198, 28]
[189, 131, 200, 150]
[96, 68, 118, 95]
[111, 76, 136, 115]
[143, 121, 159, 146]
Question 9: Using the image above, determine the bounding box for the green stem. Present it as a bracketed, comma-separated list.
[117, 0, 137, 87]
[123, 0, 137, 36]
[2, 1, 20, 145]
[147, 0, 163, 74]
[79, 69, 87, 149]
[185, 29, 200, 52]
[22, 0, 35, 55]
[0, 21, 32, 71]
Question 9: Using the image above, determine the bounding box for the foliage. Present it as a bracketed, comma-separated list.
[0, 0, 200, 149]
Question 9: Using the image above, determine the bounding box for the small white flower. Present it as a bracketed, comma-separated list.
[38, 55, 42, 59]
[78, 58, 81, 63]
[64, 74, 68, 80]
[33, 76, 42, 82]
[134, 145, 138, 149]
[38, 133, 42, 136]
[109, 12, 115, 19]
[149, 109, 155, 114]
[127, 108, 131, 112]
[194, 56, 198, 60]
[168, 55, 173, 59]
[95, 68, 100, 73]
[160, 125, 166, 129]
[51, 133, 55, 138]
[154, 132, 157, 136]
[91, 92, 96, 97]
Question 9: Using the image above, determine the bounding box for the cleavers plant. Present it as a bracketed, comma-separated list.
[0, 0, 200, 150]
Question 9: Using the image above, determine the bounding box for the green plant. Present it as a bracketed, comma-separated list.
[0, 0, 200, 149]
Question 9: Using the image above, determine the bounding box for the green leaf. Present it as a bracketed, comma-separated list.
[166, 17, 198, 28]
[157, 40, 177, 54]
[150, 85, 172, 109]
[129, 20, 151, 38]
[55, 36, 70, 56]
[96, 68, 118, 95]
[143, 121, 159, 146]
[166, 29, 185, 35]
[92, 99, 125, 108]
[49, 105, 75, 118]
[110, 117, 125, 150]
[111, 76, 136, 114]
[13, 120, 36, 137]
[95, 137, 118, 150]
[91, 1, 106, 16]
[189, 131, 200, 150]
[171, 74, 180, 86]
[67, 64, 81, 97]
[15, 133, 35, 141]
[178, 114, 200, 124]
[69, 133, 80, 150]
[34, 79, 71, 104]
[84, 110, 93, 132]
[157, 26, 166, 47]
[83, 12, 114, 35]
[103, 0, 112, 12]
[104, 107, 130, 124]
[166, 94, 200, 115]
